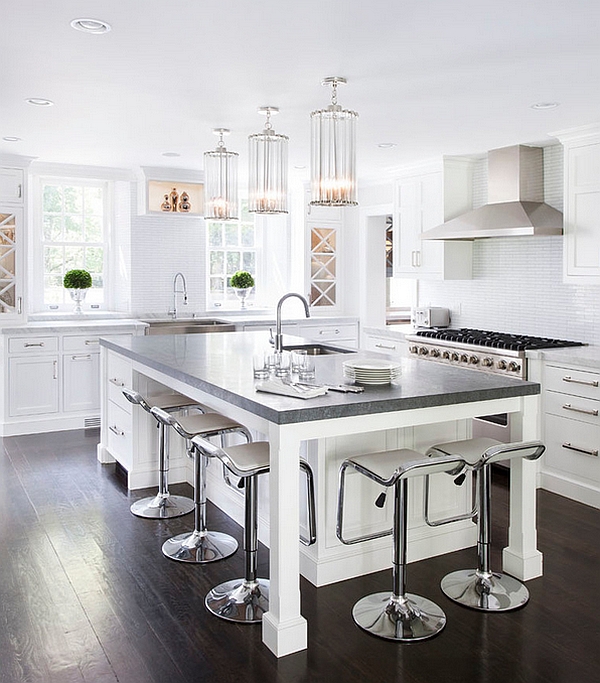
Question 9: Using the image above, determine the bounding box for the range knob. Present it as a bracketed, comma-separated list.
[497, 360, 507, 370]
[451, 352, 460, 362]
[442, 350, 451, 360]
[469, 355, 479, 365]
[482, 357, 493, 367]
[460, 354, 469, 363]
[409, 345, 418, 355]
[419, 346, 429, 356]
[430, 348, 440, 358]
[508, 361, 521, 373]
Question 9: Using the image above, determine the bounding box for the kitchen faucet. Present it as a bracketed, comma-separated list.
[274, 293, 310, 352]
[169, 272, 188, 319]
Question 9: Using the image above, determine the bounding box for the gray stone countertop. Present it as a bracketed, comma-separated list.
[527, 345, 600, 371]
[1, 319, 147, 335]
[101, 330, 540, 426]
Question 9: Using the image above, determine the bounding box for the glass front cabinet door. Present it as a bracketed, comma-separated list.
[0, 209, 23, 317]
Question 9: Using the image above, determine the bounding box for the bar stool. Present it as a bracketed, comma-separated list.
[150, 407, 252, 563]
[122, 389, 203, 519]
[336, 448, 466, 641]
[426, 437, 545, 612]
[190, 434, 317, 624]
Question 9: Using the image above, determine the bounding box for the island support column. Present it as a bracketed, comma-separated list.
[262, 423, 308, 657]
[503, 393, 544, 580]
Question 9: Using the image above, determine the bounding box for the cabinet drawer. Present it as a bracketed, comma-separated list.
[364, 336, 404, 355]
[545, 390, 600, 426]
[106, 400, 133, 470]
[544, 414, 600, 483]
[545, 365, 600, 399]
[63, 335, 101, 352]
[107, 352, 133, 412]
[8, 336, 59, 353]
[302, 323, 358, 343]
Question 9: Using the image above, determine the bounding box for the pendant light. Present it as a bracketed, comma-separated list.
[310, 76, 358, 207]
[248, 107, 289, 214]
[204, 128, 239, 220]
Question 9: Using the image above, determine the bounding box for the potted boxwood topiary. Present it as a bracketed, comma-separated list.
[63, 269, 92, 314]
[229, 270, 255, 309]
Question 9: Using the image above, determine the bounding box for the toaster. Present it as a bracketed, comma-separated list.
[411, 307, 450, 328]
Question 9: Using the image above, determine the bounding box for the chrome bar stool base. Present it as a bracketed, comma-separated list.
[162, 529, 238, 564]
[205, 578, 270, 624]
[441, 569, 530, 612]
[130, 493, 194, 520]
[352, 591, 446, 642]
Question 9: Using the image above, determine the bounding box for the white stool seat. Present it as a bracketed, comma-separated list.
[348, 448, 465, 484]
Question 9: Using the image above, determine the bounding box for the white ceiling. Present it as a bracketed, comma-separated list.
[2, 0, 600, 181]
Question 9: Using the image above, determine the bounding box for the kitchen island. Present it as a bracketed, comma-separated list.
[98, 330, 541, 658]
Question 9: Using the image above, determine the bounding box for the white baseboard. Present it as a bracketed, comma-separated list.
[541, 471, 600, 510]
[1, 413, 99, 437]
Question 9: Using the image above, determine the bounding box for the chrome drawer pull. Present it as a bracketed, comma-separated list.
[24, 342, 45, 348]
[562, 403, 599, 416]
[376, 343, 396, 350]
[562, 375, 599, 388]
[85, 339, 99, 345]
[109, 425, 125, 437]
[72, 354, 92, 361]
[109, 377, 125, 387]
[562, 442, 598, 457]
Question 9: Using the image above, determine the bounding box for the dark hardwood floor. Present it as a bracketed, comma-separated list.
[1, 429, 599, 683]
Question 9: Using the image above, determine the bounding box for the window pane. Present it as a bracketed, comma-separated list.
[208, 223, 223, 247]
[210, 276, 224, 294]
[210, 250, 224, 275]
[43, 215, 62, 241]
[242, 252, 255, 272]
[43, 185, 63, 212]
[85, 247, 103, 274]
[225, 223, 238, 247]
[64, 246, 85, 271]
[84, 215, 102, 242]
[240, 223, 254, 247]
[44, 246, 64, 274]
[84, 186, 103, 215]
[63, 186, 83, 213]
[226, 252, 241, 274]
[64, 215, 83, 241]
[44, 275, 63, 304]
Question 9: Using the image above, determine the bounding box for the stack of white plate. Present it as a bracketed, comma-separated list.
[342, 359, 402, 385]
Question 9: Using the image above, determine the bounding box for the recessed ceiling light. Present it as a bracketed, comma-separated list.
[26, 97, 54, 107]
[530, 102, 560, 110]
[3, 136, 22, 142]
[70, 18, 112, 34]
[162, 152, 181, 158]
[377, 142, 397, 149]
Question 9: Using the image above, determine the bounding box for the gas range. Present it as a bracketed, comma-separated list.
[405, 328, 584, 380]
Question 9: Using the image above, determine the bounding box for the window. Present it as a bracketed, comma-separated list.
[207, 201, 257, 306]
[39, 179, 107, 308]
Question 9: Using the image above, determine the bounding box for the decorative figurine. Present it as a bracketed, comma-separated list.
[170, 188, 179, 212]
[161, 194, 171, 212]
[179, 191, 191, 212]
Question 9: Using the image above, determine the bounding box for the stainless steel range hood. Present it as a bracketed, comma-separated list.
[421, 145, 563, 240]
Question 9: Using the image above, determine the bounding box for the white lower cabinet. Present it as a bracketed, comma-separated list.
[9, 355, 59, 416]
[63, 351, 100, 412]
[363, 333, 405, 356]
[542, 362, 600, 508]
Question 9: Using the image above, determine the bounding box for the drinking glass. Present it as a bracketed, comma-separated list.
[253, 353, 270, 380]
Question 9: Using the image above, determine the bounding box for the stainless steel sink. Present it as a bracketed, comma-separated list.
[143, 319, 236, 335]
[282, 343, 353, 355]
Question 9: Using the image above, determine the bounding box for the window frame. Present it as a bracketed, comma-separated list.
[32, 175, 111, 313]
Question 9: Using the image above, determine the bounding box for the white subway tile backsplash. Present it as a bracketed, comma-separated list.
[419, 144, 600, 344]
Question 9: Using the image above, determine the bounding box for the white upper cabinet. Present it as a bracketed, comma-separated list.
[393, 158, 473, 280]
[0, 168, 24, 205]
[554, 125, 600, 282]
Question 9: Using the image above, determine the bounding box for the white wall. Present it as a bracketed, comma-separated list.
[418, 144, 600, 344]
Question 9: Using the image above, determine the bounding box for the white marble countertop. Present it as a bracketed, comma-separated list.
[527, 345, 600, 371]
[0, 319, 147, 335]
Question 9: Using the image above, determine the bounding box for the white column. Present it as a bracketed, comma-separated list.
[262, 423, 308, 657]
[502, 393, 544, 580]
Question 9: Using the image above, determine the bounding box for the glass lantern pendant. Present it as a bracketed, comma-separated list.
[204, 128, 239, 221]
[248, 107, 289, 214]
[310, 77, 358, 207]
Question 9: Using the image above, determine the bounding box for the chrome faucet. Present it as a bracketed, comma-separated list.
[169, 272, 188, 319]
[274, 293, 310, 352]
